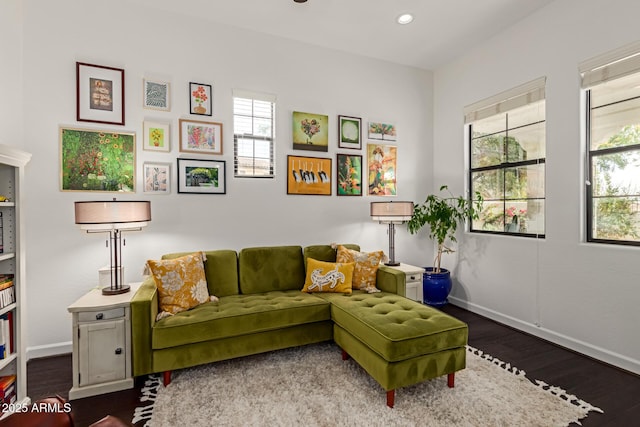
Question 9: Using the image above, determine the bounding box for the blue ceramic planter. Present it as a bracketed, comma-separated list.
[422, 267, 452, 307]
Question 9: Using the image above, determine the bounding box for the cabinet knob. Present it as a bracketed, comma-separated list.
[95, 313, 104, 320]
[115, 348, 122, 355]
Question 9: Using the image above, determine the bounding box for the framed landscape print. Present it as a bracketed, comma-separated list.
[143, 121, 170, 152]
[287, 155, 331, 195]
[179, 119, 223, 154]
[143, 162, 171, 194]
[292, 111, 329, 152]
[143, 78, 170, 111]
[60, 126, 135, 192]
[76, 62, 125, 125]
[336, 154, 362, 196]
[338, 115, 362, 149]
[177, 158, 226, 194]
[189, 82, 212, 116]
[368, 122, 397, 141]
[367, 143, 397, 196]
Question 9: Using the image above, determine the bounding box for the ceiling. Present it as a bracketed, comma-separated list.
[131, 0, 556, 70]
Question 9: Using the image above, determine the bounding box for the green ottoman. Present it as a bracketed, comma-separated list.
[321, 292, 468, 407]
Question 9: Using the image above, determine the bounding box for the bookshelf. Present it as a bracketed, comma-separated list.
[0, 144, 31, 410]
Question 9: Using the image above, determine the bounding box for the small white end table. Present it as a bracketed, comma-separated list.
[387, 263, 425, 303]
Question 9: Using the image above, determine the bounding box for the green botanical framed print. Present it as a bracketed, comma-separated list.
[337, 154, 362, 196]
[338, 115, 361, 149]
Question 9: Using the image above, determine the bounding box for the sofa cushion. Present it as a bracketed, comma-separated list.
[162, 250, 239, 297]
[303, 244, 360, 265]
[336, 245, 384, 293]
[147, 252, 212, 319]
[239, 246, 305, 294]
[318, 292, 468, 362]
[152, 290, 331, 349]
[302, 258, 354, 294]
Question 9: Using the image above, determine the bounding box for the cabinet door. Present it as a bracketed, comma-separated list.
[78, 319, 126, 386]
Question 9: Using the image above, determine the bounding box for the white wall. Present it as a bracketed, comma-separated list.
[434, 0, 640, 373]
[15, 0, 433, 357]
[0, 0, 24, 148]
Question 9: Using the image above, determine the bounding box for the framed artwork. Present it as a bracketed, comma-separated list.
[368, 122, 397, 141]
[189, 82, 212, 116]
[76, 62, 125, 125]
[338, 115, 362, 149]
[177, 158, 226, 194]
[336, 154, 362, 196]
[143, 79, 170, 111]
[179, 119, 223, 155]
[287, 155, 332, 196]
[292, 111, 329, 152]
[367, 143, 397, 196]
[60, 126, 135, 192]
[143, 162, 171, 194]
[143, 121, 170, 152]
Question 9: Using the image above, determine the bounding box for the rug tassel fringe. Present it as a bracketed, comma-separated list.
[467, 345, 526, 376]
[132, 375, 161, 426]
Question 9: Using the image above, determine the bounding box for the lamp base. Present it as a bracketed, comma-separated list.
[384, 261, 401, 266]
[102, 284, 130, 296]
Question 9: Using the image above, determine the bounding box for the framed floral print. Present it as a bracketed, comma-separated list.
[189, 82, 212, 116]
[338, 115, 362, 149]
[143, 121, 170, 152]
[76, 62, 125, 125]
[368, 122, 397, 141]
[287, 155, 332, 195]
[336, 154, 362, 196]
[367, 143, 397, 196]
[143, 78, 170, 111]
[292, 111, 329, 152]
[179, 119, 223, 155]
[143, 162, 171, 194]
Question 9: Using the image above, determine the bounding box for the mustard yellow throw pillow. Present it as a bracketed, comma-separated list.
[302, 258, 354, 294]
[147, 252, 214, 320]
[336, 245, 383, 293]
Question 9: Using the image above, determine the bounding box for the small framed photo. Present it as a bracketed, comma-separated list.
[189, 82, 212, 116]
[143, 162, 171, 194]
[76, 62, 125, 125]
[179, 119, 223, 154]
[143, 121, 170, 152]
[177, 158, 226, 194]
[336, 154, 362, 196]
[287, 155, 332, 196]
[338, 115, 362, 149]
[143, 79, 170, 111]
[368, 122, 397, 141]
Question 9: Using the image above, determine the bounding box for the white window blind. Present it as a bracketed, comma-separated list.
[580, 41, 640, 89]
[464, 77, 546, 124]
[233, 89, 276, 178]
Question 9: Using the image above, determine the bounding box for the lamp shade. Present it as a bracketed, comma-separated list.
[75, 200, 151, 230]
[370, 201, 414, 222]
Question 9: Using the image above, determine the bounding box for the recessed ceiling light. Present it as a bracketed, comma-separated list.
[397, 13, 414, 25]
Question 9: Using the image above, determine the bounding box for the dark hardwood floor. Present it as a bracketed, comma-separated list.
[27, 304, 640, 426]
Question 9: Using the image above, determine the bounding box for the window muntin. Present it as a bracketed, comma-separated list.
[469, 99, 546, 237]
[587, 72, 640, 244]
[233, 95, 275, 178]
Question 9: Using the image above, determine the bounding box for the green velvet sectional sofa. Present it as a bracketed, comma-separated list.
[131, 244, 468, 407]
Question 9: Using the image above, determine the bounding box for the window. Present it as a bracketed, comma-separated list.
[233, 90, 276, 178]
[581, 45, 640, 245]
[465, 78, 546, 237]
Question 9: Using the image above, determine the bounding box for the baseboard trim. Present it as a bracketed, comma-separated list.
[449, 296, 640, 376]
[26, 341, 72, 360]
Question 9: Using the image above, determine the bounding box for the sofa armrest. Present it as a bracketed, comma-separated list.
[376, 265, 406, 296]
[131, 276, 158, 377]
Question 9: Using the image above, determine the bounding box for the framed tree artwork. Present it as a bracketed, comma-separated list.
[368, 122, 397, 141]
[336, 154, 362, 196]
[287, 155, 331, 195]
[292, 111, 329, 152]
[76, 62, 125, 125]
[338, 115, 362, 149]
[367, 143, 397, 196]
[177, 158, 226, 194]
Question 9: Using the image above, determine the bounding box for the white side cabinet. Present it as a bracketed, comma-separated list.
[67, 283, 140, 400]
[388, 263, 425, 303]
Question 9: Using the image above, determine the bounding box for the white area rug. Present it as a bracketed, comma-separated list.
[133, 343, 602, 427]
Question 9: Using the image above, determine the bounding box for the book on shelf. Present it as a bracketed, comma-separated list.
[0, 375, 16, 404]
[0, 211, 3, 254]
[0, 312, 14, 359]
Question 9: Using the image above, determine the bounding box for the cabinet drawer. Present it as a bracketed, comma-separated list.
[78, 307, 125, 322]
[406, 274, 422, 283]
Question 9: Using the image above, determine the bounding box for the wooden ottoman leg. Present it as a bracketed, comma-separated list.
[386, 390, 395, 408]
[163, 370, 172, 386]
[341, 349, 349, 361]
[447, 372, 455, 388]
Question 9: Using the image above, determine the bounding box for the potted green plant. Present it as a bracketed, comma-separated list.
[407, 185, 482, 306]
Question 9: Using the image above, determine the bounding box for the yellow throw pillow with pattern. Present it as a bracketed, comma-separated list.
[302, 258, 354, 294]
[336, 245, 383, 293]
[147, 252, 213, 320]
